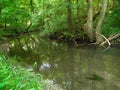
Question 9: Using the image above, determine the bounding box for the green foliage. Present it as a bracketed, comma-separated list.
[102, 0, 120, 37]
[0, 0, 119, 41]
[102, 14, 120, 37]
[0, 0, 30, 35]
[0, 54, 45, 90]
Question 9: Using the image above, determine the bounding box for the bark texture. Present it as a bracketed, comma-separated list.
[96, 0, 108, 43]
[87, 0, 94, 41]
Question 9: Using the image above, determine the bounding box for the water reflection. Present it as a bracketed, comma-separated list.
[8, 34, 120, 90]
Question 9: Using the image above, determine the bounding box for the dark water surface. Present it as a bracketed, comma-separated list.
[4, 34, 120, 90]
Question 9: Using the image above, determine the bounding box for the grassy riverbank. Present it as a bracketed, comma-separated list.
[0, 54, 45, 90]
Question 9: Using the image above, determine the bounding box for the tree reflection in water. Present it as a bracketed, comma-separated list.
[8, 34, 120, 90]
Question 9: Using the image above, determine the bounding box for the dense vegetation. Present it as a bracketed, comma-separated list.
[0, 0, 120, 46]
[0, 0, 120, 89]
[0, 54, 45, 90]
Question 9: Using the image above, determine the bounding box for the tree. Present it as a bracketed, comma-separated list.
[86, 0, 94, 42]
[95, 0, 108, 43]
[67, 0, 73, 33]
[0, 0, 119, 45]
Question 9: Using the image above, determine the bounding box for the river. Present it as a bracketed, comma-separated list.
[1, 34, 120, 90]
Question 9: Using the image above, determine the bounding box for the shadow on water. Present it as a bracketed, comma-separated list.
[4, 34, 120, 90]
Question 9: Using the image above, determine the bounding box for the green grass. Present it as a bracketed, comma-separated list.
[0, 54, 46, 90]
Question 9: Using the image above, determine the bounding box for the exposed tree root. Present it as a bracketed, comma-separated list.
[73, 39, 85, 47]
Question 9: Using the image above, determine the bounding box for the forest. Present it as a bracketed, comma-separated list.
[0, 0, 120, 90]
[0, 0, 120, 46]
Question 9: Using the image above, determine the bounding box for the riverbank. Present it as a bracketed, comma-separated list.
[0, 31, 120, 50]
[0, 54, 45, 90]
[0, 54, 64, 90]
[0, 34, 120, 90]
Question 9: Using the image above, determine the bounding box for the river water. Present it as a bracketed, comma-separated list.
[2, 34, 120, 90]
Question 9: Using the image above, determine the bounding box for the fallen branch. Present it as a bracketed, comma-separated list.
[100, 34, 111, 48]
[101, 34, 120, 45]
[108, 33, 120, 40]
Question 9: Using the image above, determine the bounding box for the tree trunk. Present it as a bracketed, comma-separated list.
[87, 0, 94, 42]
[67, 0, 73, 33]
[96, 0, 108, 43]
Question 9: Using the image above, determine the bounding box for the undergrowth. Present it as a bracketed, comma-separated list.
[0, 54, 46, 90]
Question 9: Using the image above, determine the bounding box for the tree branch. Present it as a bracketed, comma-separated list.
[100, 33, 120, 48]
[100, 34, 111, 47]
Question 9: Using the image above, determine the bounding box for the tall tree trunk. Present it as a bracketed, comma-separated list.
[87, 0, 94, 42]
[96, 0, 108, 43]
[67, 0, 73, 33]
